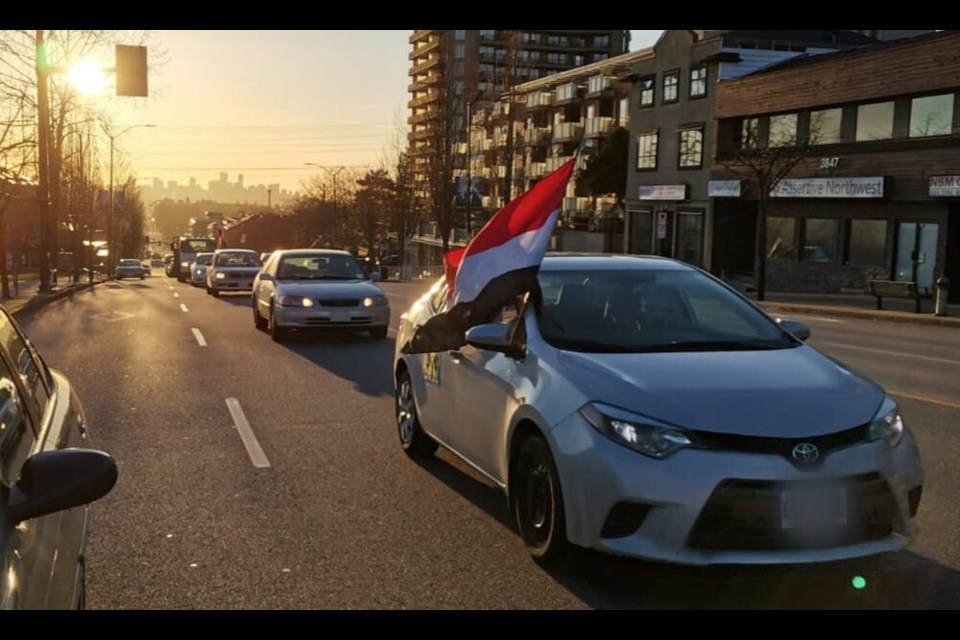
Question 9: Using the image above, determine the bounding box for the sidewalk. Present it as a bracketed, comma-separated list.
[0, 273, 101, 319]
[753, 291, 960, 329]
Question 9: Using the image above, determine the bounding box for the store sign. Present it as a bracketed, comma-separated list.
[771, 177, 885, 199]
[638, 184, 687, 201]
[929, 176, 960, 197]
[708, 180, 742, 198]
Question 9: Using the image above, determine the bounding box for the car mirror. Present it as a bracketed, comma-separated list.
[6, 449, 118, 526]
[465, 322, 516, 353]
[259, 273, 274, 282]
[777, 317, 811, 341]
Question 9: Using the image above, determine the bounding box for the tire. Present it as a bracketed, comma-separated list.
[253, 298, 267, 330]
[268, 305, 286, 342]
[75, 557, 86, 610]
[513, 435, 569, 564]
[212, 289, 220, 298]
[396, 369, 438, 459]
[370, 326, 388, 340]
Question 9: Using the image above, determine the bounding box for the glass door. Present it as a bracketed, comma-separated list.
[895, 222, 939, 293]
[629, 210, 653, 255]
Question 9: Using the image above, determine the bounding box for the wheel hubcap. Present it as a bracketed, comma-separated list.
[522, 459, 552, 542]
[397, 379, 415, 443]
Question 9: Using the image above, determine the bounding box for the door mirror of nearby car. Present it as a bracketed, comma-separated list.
[258, 273, 274, 282]
[6, 449, 119, 525]
[464, 322, 525, 359]
[777, 317, 811, 341]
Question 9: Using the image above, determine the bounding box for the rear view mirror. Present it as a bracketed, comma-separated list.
[7, 449, 118, 525]
[777, 317, 811, 341]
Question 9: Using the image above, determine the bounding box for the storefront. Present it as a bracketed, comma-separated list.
[625, 184, 709, 268]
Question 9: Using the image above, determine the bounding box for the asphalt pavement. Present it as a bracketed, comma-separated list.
[14, 274, 960, 609]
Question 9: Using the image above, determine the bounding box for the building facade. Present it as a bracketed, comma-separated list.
[711, 30, 960, 300]
[622, 30, 878, 271]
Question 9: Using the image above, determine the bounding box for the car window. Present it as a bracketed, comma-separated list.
[217, 252, 260, 267]
[0, 311, 51, 420]
[428, 282, 448, 314]
[276, 254, 367, 280]
[0, 360, 36, 487]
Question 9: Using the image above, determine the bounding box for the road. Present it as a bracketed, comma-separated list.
[16, 273, 960, 609]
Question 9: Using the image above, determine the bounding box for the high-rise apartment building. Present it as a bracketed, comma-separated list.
[407, 30, 629, 219]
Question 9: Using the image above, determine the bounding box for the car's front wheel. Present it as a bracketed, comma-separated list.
[513, 435, 569, 564]
[269, 305, 286, 342]
[396, 369, 437, 459]
[253, 298, 267, 330]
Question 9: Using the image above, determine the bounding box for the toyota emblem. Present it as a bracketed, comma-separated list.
[792, 442, 820, 465]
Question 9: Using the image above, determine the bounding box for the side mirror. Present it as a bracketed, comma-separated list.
[258, 273, 274, 282]
[465, 322, 523, 359]
[777, 317, 811, 341]
[7, 449, 118, 525]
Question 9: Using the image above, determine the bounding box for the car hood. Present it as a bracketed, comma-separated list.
[555, 345, 885, 437]
[276, 280, 383, 299]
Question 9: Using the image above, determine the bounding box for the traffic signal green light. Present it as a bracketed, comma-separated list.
[116, 45, 148, 97]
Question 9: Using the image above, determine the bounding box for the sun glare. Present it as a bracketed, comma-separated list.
[68, 60, 107, 95]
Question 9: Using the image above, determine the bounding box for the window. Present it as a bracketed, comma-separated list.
[636, 131, 658, 170]
[454, 43, 465, 59]
[678, 126, 704, 168]
[767, 217, 796, 258]
[0, 311, 51, 420]
[910, 93, 954, 138]
[810, 108, 842, 145]
[856, 101, 895, 141]
[663, 71, 679, 103]
[768, 113, 798, 147]
[618, 97, 629, 126]
[802, 219, 838, 263]
[639, 76, 655, 107]
[689, 65, 707, 98]
[454, 30, 466, 40]
[847, 219, 887, 266]
[0, 360, 36, 487]
[739, 117, 761, 150]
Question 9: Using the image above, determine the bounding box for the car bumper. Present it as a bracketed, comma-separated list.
[549, 411, 924, 566]
[115, 270, 142, 278]
[210, 279, 255, 291]
[274, 304, 390, 329]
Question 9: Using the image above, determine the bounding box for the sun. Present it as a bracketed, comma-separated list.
[67, 60, 107, 95]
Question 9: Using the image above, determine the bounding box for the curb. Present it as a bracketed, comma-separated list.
[9, 280, 104, 320]
[758, 301, 960, 329]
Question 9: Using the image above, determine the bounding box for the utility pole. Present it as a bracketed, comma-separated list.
[36, 30, 53, 293]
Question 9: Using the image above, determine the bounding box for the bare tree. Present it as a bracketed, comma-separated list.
[0, 94, 35, 299]
[716, 113, 823, 301]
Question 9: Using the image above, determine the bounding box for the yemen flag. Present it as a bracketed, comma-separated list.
[402, 155, 577, 354]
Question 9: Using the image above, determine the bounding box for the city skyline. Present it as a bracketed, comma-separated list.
[104, 30, 665, 196]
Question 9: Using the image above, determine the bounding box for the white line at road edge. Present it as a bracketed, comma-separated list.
[191, 328, 207, 347]
[821, 341, 960, 366]
[180, 303, 189, 313]
[225, 398, 271, 469]
[173, 292, 180, 298]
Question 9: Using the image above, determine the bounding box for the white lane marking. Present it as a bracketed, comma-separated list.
[820, 341, 960, 366]
[191, 328, 207, 347]
[225, 398, 271, 469]
[168, 286, 174, 290]
[180, 303, 189, 313]
[173, 292, 180, 298]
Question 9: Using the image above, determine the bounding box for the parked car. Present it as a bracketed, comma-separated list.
[0, 304, 118, 608]
[252, 249, 388, 342]
[392, 254, 924, 567]
[115, 258, 145, 280]
[206, 249, 261, 297]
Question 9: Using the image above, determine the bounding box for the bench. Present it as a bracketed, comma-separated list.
[867, 280, 931, 313]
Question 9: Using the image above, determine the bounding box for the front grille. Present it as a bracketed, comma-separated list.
[692, 424, 869, 467]
[688, 473, 896, 551]
[600, 502, 651, 539]
[319, 299, 360, 307]
[303, 317, 372, 326]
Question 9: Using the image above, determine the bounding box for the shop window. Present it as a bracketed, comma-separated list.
[910, 93, 954, 138]
[802, 218, 838, 263]
[810, 108, 842, 145]
[768, 113, 798, 147]
[847, 219, 888, 266]
[767, 217, 796, 259]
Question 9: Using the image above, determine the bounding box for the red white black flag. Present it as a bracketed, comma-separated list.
[401, 155, 577, 354]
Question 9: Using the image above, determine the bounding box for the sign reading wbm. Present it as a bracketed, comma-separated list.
[771, 177, 885, 199]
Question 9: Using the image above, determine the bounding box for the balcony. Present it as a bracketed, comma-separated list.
[495, 165, 507, 178]
[494, 132, 508, 147]
[587, 75, 614, 95]
[524, 127, 551, 146]
[554, 122, 584, 142]
[494, 101, 511, 117]
[527, 162, 547, 178]
[482, 195, 504, 209]
[563, 197, 592, 215]
[526, 91, 554, 109]
[545, 156, 570, 173]
[410, 55, 441, 76]
[408, 91, 440, 109]
[554, 83, 579, 103]
[585, 116, 614, 138]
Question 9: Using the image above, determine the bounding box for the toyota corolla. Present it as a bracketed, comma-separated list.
[392, 254, 924, 566]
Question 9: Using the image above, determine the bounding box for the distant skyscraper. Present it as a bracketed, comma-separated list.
[238, 174, 244, 188]
[219, 172, 228, 183]
[189, 177, 196, 188]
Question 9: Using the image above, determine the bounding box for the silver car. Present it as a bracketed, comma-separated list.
[252, 249, 389, 342]
[206, 249, 261, 297]
[189, 252, 214, 286]
[393, 254, 924, 567]
[114, 258, 145, 280]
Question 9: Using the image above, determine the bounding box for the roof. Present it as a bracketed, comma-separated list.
[542, 253, 695, 271]
[513, 46, 654, 93]
[715, 30, 879, 48]
[276, 248, 352, 256]
[736, 29, 953, 78]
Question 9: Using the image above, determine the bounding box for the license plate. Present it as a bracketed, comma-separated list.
[781, 487, 847, 529]
[330, 311, 351, 323]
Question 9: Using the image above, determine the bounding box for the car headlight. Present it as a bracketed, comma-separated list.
[868, 396, 904, 447]
[363, 295, 389, 308]
[214, 272, 226, 280]
[278, 295, 314, 308]
[579, 402, 696, 459]
[181, 261, 190, 268]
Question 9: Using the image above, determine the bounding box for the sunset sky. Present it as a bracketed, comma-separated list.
[100, 30, 665, 196]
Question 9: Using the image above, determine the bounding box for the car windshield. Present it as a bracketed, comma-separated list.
[119, 260, 140, 266]
[276, 254, 367, 280]
[535, 268, 799, 353]
[216, 252, 260, 267]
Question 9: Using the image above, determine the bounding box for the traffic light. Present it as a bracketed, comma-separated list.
[116, 45, 148, 97]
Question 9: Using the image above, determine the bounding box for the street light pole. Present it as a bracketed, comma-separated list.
[101, 123, 154, 271]
[36, 30, 54, 293]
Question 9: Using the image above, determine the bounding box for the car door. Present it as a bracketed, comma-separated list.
[408, 283, 457, 446]
[445, 298, 530, 483]
[0, 310, 85, 609]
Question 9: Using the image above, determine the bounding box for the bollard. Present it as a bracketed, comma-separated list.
[934, 276, 950, 316]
